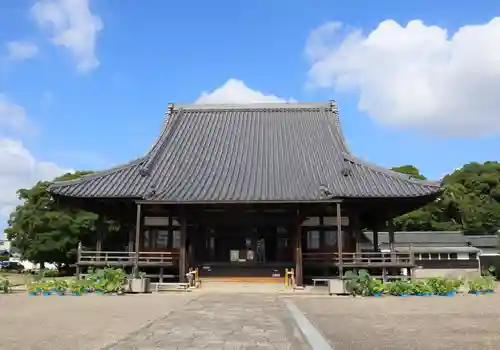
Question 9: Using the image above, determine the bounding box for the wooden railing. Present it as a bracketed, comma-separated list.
[302, 251, 415, 266]
[78, 250, 180, 265]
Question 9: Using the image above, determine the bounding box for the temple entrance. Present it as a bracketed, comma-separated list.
[196, 225, 293, 264]
[192, 222, 294, 278]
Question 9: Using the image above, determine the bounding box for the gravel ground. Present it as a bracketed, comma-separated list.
[2, 290, 499, 350]
[0, 292, 196, 350]
[292, 293, 500, 350]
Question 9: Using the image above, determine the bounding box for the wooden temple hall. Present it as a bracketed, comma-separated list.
[49, 101, 441, 285]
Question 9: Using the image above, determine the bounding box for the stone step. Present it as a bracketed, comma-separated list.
[201, 276, 285, 284]
[200, 281, 291, 293]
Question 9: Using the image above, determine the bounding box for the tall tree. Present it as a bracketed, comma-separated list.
[4, 171, 118, 268]
[391, 165, 427, 180]
[392, 162, 500, 234]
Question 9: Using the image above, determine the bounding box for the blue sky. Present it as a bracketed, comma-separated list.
[1, 0, 500, 234]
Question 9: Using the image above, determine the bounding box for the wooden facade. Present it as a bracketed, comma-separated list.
[75, 200, 413, 285]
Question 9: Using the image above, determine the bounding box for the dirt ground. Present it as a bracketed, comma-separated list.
[292, 292, 500, 350]
[1, 290, 500, 350]
[0, 292, 196, 350]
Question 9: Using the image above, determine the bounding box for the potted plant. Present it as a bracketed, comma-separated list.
[468, 278, 483, 295]
[71, 282, 84, 296]
[40, 282, 52, 296]
[371, 279, 384, 296]
[48, 279, 57, 294]
[411, 280, 424, 296]
[82, 280, 92, 293]
[128, 268, 150, 294]
[482, 276, 496, 294]
[443, 279, 455, 296]
[421, 282, 433, 296]
[27, 282, 41, 296]
[104, 281, 125, 296]
[426, 277, 444, 296]
[94, 280, 107, 294]
[387, 281, 401, 296]
[55, 280, 68, 296]
[1, 279, 10, 294]
[0, 277, 11, 294]
[398, 281, 412, 296]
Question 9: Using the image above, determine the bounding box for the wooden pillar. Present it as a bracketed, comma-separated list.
[388, 218, 395, 252]
[75, 241, 81, 280]
[159, 267, 164, 283]
[179, 209, 187, 283]
[373, 224, 379, 252]
[294, 210, 303, 287]
[352, 210, 361, 254]
[336, 202, 343, 279]
[96, 220, 103, 261]
[388, 217, 396, 264]
[134, 203, 142, 273]
[128, 226, 134, 253]
[96, 232, 102, 251]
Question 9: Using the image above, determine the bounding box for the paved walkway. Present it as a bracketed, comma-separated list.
[106, 294, 311, 350]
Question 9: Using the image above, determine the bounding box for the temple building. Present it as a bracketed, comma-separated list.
[49, 101, 441, 285]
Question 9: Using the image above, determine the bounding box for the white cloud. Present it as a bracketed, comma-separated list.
[0, 95, 33, 134]
[31, 0, 103, 72]
[0, 138, 70, 232]
[306, 18, 500, 137]
[6, 41, 38, 60]
[196, 79, 294, 104]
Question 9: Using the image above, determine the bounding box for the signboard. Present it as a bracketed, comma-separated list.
[230, 250, 239, 262]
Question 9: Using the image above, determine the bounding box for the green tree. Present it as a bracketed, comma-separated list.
[391, 165, 427, 180]
[392, 162, 500, 234]
[4, 171, 118, 268]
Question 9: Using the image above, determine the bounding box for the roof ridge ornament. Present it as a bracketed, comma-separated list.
[329, 99, 338, 113]
[319, 184, 334, 199]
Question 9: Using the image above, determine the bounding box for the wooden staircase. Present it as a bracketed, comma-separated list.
[201, 276, 285, 284]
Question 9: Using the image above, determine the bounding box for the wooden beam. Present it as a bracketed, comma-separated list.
[295, 210, 303, 287]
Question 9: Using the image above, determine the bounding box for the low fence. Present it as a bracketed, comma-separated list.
[78, 250, 180, 266]
[302, 252, 415, 266]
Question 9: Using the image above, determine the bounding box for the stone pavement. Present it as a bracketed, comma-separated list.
[106, 294, 311, 350]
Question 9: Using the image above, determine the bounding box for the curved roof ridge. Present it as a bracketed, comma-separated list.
[343, 152, 441, 187]
[328, 100, 349, 154]
[145, 105, 172, 154]
[139, 107, 184, 176]
[49, 157, 145, 188]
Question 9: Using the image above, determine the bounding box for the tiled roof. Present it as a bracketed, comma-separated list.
[49, 102, 441, 202]
[466, 235, 500, 248]
[362, 231, 467, 246]
[362, 231, 500, 250]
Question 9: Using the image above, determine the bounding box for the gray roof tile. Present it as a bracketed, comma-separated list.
[362, 231, 499, 249]
[466, 235, 500, 248]
[49, 102, 441, 201]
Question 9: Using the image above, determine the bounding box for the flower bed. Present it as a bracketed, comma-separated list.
[26, 267, 126, 296]
[343, 269, 496, 297]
